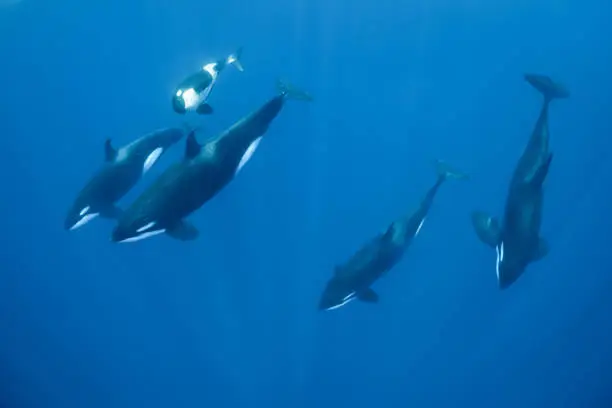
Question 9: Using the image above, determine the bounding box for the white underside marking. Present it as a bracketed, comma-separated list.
[181, 88, 200, 109]
[203, 63, 218, 78]
[236, 137, 262, 175]
[143, 148, 163, 174]
[343, 291, 356, 301]
[118, 229, 166, 243]
[70, 213, 99, 230]
[495, 241, 504, 280]
[326, 297, 356, 311]
[326, 292, 356, 311]
[415, 217, 426, 236]
[136, 221, 156, 233]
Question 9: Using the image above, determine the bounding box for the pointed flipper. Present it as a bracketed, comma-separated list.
[104, 139, 117, 162]
[358, 288, 379, 303]
[524, 74, 570, 102]
[99, 205, 123, 219]
[471, 211, 501, 248]
[196, 103, 213, 115]
[526, 153, 553, 187]
[184, 130, 202, 159]
[166, 220, 199, 241]
[226, 47, 244, 72]
[531, 238, 549, 261]
[276, 79, 313, 102]
[435, 159, 469, 181]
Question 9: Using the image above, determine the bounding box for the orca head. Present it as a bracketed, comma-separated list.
[111, 219, 165, 243]
[65, 204, 100, 231]
[495, 241, 527, 289]
[318, 277, 358, 311]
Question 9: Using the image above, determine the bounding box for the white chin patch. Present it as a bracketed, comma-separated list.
[143, 148, 163, 174]
[118, 229, 166, 243]
[236, 137, 262, 175]
[326, 292, 357, 311]
[181, 88, 200, 109]
[495, 241, 504, 280]
[70, 213, 99, 230]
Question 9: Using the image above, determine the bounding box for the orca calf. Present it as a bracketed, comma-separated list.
[172, 48, 244, 115]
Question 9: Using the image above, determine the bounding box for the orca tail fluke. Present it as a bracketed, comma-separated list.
[227, 47, 244, 72]
[434, 159, 469, 182]
[524, 74, 569, 102]
[276, 79, 313, 102]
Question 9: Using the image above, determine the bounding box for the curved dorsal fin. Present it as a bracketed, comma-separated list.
[104, 139, 117, 162]
[185, 130, 202, 159]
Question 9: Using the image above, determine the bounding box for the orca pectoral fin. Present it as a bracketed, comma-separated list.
[99, 205, 123, 219]
[471, 211, 501, 248]
[166, 220, 199, 241]
[532, 238, 549, 261]
[358, 288, 379, 303]
[196, 103, 213, 115]
[526, 153, 553, 187]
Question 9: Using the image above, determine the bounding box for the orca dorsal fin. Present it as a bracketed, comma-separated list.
[104, 139, 117, 162]
[185, 130, 202, 159]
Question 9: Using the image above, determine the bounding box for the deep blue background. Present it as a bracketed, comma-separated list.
[1, 0, 611, 407]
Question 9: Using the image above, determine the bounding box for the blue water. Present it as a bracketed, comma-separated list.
[1, 0, 611, 407]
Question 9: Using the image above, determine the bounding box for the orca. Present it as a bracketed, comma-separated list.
[319, 160, 468, 311]
[112, 80, 312, 243]
[471, 74, 569, 289]
[64, 127, 185, 231]
[172, 47, 244, 115]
